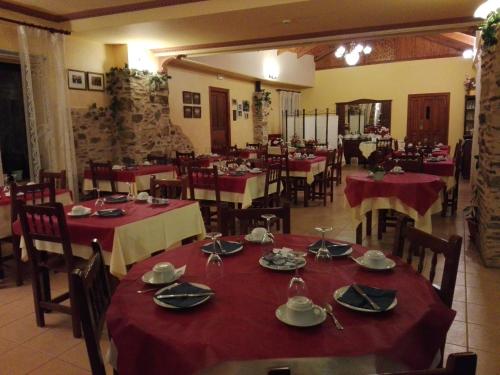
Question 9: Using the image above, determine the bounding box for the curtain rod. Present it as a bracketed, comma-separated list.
[276, 89, 301, 93]
[0, 16, 71, 35]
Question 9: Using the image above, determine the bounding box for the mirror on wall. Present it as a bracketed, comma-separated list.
[336, 99, 391, 135]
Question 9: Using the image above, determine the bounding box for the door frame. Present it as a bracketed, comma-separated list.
[406, 92, 450, 143]
[209, 86, 231, 151]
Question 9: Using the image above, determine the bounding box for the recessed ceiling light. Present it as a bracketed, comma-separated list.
[281, 19, 292, 24]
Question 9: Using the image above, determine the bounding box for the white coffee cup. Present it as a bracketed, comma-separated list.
[137, 192, 149, 200]
[152, 262, 175, 283]
[285, 296, 320, 324]
[250, 227, 267, 242]
[364, 250, 387, 267]
[71, 205, 87, 215]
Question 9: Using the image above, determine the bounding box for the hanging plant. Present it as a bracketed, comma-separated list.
[479, 10, 500, 49]
[148, 73, 168, 92]
[253, 90, 272, 117]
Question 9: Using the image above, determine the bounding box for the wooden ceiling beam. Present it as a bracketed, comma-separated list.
[441, 32, 475, 46]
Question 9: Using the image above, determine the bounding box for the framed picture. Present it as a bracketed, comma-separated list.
[193, 106, 201, 118]
[238, 110, 242, 118]
[237, 104, 243, 111]
[192, 92, 201, 105]
[67, 70, 86, 90]
[232, 110, 237, 121]
[183, 106, 193, 118]
[244, 112, 249, 119]
[182, 91, 193, 104]
[87, 72, 105, 91]
[242, 100, 250, 112]
[231, 99, 237, 106]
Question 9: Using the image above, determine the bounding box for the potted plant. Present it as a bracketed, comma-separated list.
[370, 165, 386, 181]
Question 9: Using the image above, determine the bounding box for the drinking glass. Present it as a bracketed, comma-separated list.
[260, 214, 276, 255]
[94, 188, 104, 207]
[126, 182, 134, 201]
[287, 268, 309, 300]
[205, 232, 223, 281]
[314, 226, 333, 262]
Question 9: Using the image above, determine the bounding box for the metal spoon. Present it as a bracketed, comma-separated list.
[137, 288, 160, 294]
[324, 303, 344, 330]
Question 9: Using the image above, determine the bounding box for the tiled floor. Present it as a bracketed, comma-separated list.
[0, 165, 499, 374]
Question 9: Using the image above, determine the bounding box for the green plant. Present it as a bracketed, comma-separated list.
[479, 10, 500, 49]
[253, 90, 272, 117]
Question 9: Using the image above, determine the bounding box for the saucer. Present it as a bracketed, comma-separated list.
[67, 207, 92, 217]
[275, 304, 326, 327]
[352, 256, 396, 271]
[142, 265, 186, 286]
[333, 285, 397, 313]
[244, 234, 273, 244]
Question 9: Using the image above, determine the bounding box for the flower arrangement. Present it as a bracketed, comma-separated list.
[304, 139, 317, 147]
[270, 137, 283, 146]
[464, 76, 476, 94]
[290, 134, 302, 147]
[479, 10, 499, 49]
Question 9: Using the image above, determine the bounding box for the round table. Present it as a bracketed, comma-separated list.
[107, 234, 455, 375]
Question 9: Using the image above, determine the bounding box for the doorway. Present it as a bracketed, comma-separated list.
[407, 93, 450, 144]
[209, 87, 230, 154]
[0, 62, 29, 180]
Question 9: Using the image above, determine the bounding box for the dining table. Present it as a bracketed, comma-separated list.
[344, 172, 445, 243]
[0, 188, 73, 239]
[15, 198, 206, 277]
[82, 164, 176, 195]
[288, 156, 326, 184]
[423, 158, 455, 190]
[106, 234, 455, 375]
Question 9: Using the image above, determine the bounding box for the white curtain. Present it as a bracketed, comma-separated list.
[17, 25, 77, 197]
[279, 90, 301, 136]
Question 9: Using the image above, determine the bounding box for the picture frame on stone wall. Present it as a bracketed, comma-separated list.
[183, 91, 193, 104]
[87, 72, 105, 91]
[192, 92, 201, 105]
[193, 107, 201, 118]
[184, 106, 193, 118]
[67, 69, 87, 90]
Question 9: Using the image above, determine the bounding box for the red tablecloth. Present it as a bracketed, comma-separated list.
[0, 189, 71, 207]
[193, 172, 265, 194]
[12, 199, 195, 251]
[423, 159, 454, 177]
[83, 165, 174, 182]
[288, 156, 326, 172]
[107, 234, 455, 375]
[345, 173, 445, 216]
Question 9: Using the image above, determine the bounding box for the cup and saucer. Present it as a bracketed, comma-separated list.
[275, 296, 326, 327]
[244, 227, 272, 244]
[135, 192, 149, 203]
[142, 262, 186, 286]
[390, 166, 404, 174]
[67, 205, 92, 218]
[352, 250, 396, 271]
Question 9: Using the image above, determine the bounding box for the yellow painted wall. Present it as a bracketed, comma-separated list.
[167, 66, 280, 153]
[301, 57, 475, 151]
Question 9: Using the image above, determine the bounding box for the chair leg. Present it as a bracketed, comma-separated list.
[12, 236, 23, 286]
[377, 211, 384, 240]
[68, 275, 82, 338]
[0, 242, 4, 280]
[366, 212, 372, 236]
[356, 223, 362, 245]
[441, 189, 448, 217]
[31, 266, 46, 328]
[304, 183, 309, 207]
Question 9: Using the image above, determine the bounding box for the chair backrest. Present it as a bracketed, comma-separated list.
[453, 141, 463, 183]
[187, 165, 220, 203]
[17, 201, 75, 268]
[147, 154, 169, 165]
[225, 145, 239, 157]
[175, 151, 195, 160]
[246, 143, 261, 149]
[376, 138, 393, 152]
[39, 169, 67, 190]
[263, 162, 283, 207]
[121, 156, 135, 166]
[316, 142, 328, 148]
[175, 158, 203, 178]
[89, 160, 116, 193]
[220, 204, 291, 236]
[150, 175, 188, 200]
[384, 352, 477, 375]
[326, 149, 337, 170]
[367, 150, 386, 169]
[71, 240, 111, 375]
[336, 144, 343, 166]
[398, 155, 424, 173]
[392, 217, 462, 308]
[10, 181, 56, 225]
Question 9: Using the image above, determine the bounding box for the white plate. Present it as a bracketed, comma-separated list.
[308, 243, 353, 257]
[244, 234, 273, 244]
[275, 304, 326, 327]
[259, 255, 306, 271]
[141, 266, 186, 286]
[353, 256, 396, 271]
[201, 241, 243, 255]
[333, 285, 397, 313]
[249, 169, 262, 174]
[67, 208, 92, 217]
[153, 282, 213, 309]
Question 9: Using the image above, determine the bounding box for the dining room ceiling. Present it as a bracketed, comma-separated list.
[0, 0, 483, 54]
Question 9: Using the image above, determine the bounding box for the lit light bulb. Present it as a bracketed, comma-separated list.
[462, 49, 475, 59]
[354, 44, 364, 53]
[363, 45, 372, 54]
[335, 46, 346, 58]
[345, 51, 360, 66]
[474, 0, 500, 19]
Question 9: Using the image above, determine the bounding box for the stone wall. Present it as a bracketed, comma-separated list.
[253, 91, 269, 144]
[476, 27, 500, 267]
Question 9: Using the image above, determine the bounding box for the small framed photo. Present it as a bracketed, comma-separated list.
[183, 91, 193, 104]
[67, 70, 86, 90]
[231, 99, 237, 106]
[192, 92, 201, 105]
[237, 104, 243, 111]
[244, 112, 249, 119]
[232, 110, 237, 121]
[183, 106, 193, 118]
[238, 110, 242, 118]
[242, 100, 250, 112]
[193, 106, 201, 118]
[87, 72, 105, 91]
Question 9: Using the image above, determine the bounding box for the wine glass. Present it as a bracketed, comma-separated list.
[94, 188, 104, 207]
[126, 182, 135, 201]
[260, 214, 276, 255]
[287, 268, 309, 301]
[205, 232, 223, 282]
[314, 226, 333, 262]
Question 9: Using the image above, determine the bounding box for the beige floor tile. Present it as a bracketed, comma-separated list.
[466, 285, 500, 307]
[59, 342, 91, 371]
[0, 336, 17, 355]
[446, 320, 467, 347]
[468, 323, 500, 355]
[443, 343, 467, 362]
[467, 303, 500, 326]
[0, 314, 47, 344]
[452, 300, 466, 323]
[0, 345, 53, 374]
[473, 349, 500, 375]
[24, 328, 80, 357]
[29, 358, 90, 375]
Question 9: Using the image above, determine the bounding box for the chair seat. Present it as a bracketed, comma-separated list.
[41, 254, 88, 273]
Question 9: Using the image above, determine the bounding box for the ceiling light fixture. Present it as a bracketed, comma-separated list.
[281, 19, 292, 24]
[334, 42, 372, 66]
[474, 0, 500, 18]
[462, 49, 475, 59]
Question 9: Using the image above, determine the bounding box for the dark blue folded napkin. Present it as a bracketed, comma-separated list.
[97, 208, 125, 217]
[104, 195, 128, 203]
[308, 240, 351, 256]
[154, 282, 212, 308]
[338, 285, 396, 311]
[201, 240, 241, 254]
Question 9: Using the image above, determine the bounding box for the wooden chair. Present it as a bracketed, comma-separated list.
[376, 138, 393, 156]
[89, 160, 116, 194]
[220, 204, 290, 236]
[267, 152, 291, 204]
[17, 201, 84, 337]
[246, 143, 261, 149]
[387, 352, 477, 374]
[392, 217, 462, 308]
[187, 165, 222, 230]
[442, 141, 462, 217]
[146, 154, 169, 165]
[367, 150, 387, 169]
[71, 240, 112, 375]
[175, 158, 203, 178]
[225, 145, 239, 157]
[333, 144, 343, 185]
[386, 155, 424, 173]
[252, 162, 282, 208]
[175, 150, 195, 160]
[39, 169, 67, 189]
[150, 175, 188, 200]
[311, 150, 336, 206]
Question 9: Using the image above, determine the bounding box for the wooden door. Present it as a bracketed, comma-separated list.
[407, 93, 450, 144]
[209, 87, 230, 153]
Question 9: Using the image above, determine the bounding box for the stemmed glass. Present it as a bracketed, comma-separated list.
[314, 226, 333, 262]
[260, 214, 276, 255]
[94, 188, 104, 207]
[287, 267, 309, 301]
[126, 182, 135, 201]
[205, 232, 223, 281]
